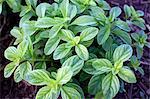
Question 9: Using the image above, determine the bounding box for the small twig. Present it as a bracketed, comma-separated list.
[140, 61, 150, 66]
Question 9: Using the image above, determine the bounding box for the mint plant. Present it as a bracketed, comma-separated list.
[3, 0, 148, 99]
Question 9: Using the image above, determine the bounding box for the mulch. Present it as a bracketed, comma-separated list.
[0, 0, 149, 99]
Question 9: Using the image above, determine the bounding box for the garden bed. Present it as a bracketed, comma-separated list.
[0, 0, 149, 99]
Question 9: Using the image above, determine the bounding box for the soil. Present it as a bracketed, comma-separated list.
[0, 0, 149, 99]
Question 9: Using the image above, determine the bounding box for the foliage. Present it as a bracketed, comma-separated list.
[2, 0, 149, 99]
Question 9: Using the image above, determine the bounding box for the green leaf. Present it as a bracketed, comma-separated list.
[102, 73, 120, 98]
[36, 86, 60, 99]
[19, 6, 31, 17]
[60, 0, 69, 17]
[68, 4, 77, 19]
[92, 59, 112, 74]
[132, 20, 146, 30]
[35, 17, 56, 28]
[53, 43, 72, 60]
[80, 27, 98, 42]
[113, 44, 133, 63]
[118, 67, 136, 83]
[131, 33, 139, 42]
[124, 5, 131, 18]
[4, 46, 18, 61]
[66, 83, 85, 98]
[4, 62, 17, 78]
[14, 66, 22, 82]
[49, 25, 63, 38]
[62, 55, 84, 75]
[25, 69, 52, 85]
[17, 39, 29, 58]
[90, 6, 106, 21]
[61, 86, 81, 99]
[97, 24, 110, 45]
[97, 0, 110, 10]
[56, 66, 73, 85]
[61, 29, 75, 41]
[82, 59, 100, 75]
[88, 74, 104, 95]
[71, 15, 97, 26]
[115, 20, 131, 32]
[44, 37, 60, 55]
[112, 28, 132, 45]
[10, 27, 23, 45]
[36, 3, 52, 17]
[0, 3, 2, 14]
[26, 0, 37, 8]
[22, 21, 38, 36]
[75, 44, 89, 60]
[109, 7, 121, 22]
[19, 61, 32, 79]
[6, 0, 21, 12]
[35, 62, 47, 69]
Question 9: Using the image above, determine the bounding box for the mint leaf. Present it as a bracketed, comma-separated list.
[102, 73, 120, 98]
[53, 43, 72, 60]
[71, 15, 97, 26]
[80, 27, 98, 42]
[56, 66, 73, 85]
[25, 69, 52, 85]
[61, 86, 81, 99]
[118, 67, 137, 83]
[62, 55, 84, 75]
[92, 59, 112, 74]
[75, 44, 89, 60]
[113, 44, 133, 63]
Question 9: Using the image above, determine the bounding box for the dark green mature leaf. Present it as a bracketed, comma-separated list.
[62, 55, 84, 75]
[102, 73, 120, 98]
[118, 67, 136, 83]
[19, 61, 32, 79]
[97, 24, 110, 45]
[61, 86, 81, 99]
[113, 44, 133, 63]
[88, 74, 104, 95]
[71, 15, 97, 26]
[53, 43, 72, 60]
[112, 29, 132, 45]
[115, 20, 131, 32]
[80, 27, 98, 42]
[92, 59, 112, 74]
[44, 37, 60, 55]
[109, 7, 121, 22]
[25, 69, 52, 85]
[56, 66, 73, 85]
[75, 44, 89, 60]
[4, 62, 18, 78]
[36, 86, 60, 99]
